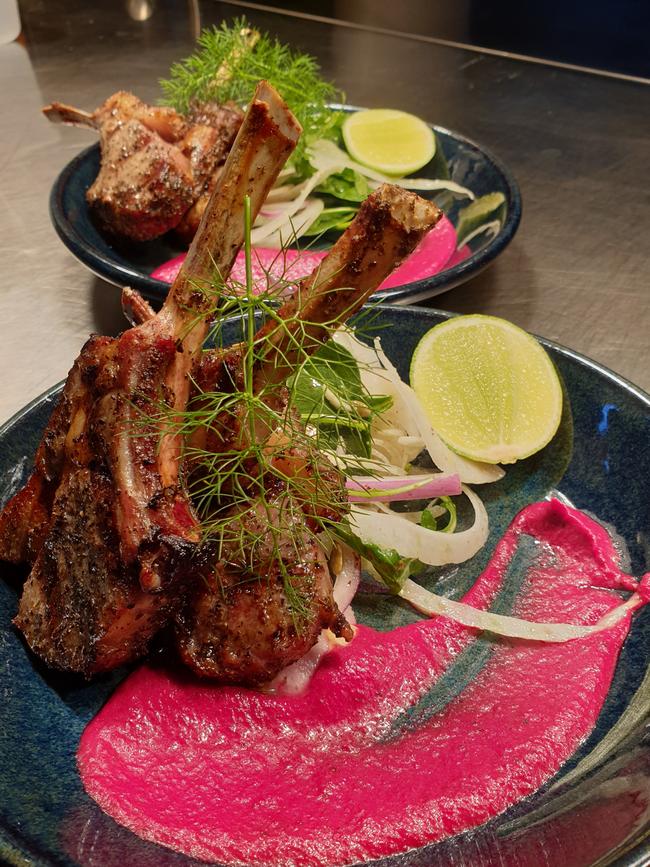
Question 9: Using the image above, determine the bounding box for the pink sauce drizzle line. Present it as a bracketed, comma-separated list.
[77, 500, 648, 866]
[150, 215, 458, 292]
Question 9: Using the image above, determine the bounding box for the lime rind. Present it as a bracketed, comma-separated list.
[409, 314, 563, 464]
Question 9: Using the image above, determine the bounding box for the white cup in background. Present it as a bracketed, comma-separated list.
[0, 0, 20, 44]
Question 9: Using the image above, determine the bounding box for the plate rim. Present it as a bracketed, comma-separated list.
[48, 114, 522, 304]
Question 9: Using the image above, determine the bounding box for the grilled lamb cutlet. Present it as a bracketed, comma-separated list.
[1, 82, 301, 675]
[174, 185, 443, 683]
[0, 335, 111, 565]
[43, 91, 243, 242]
[175, 498, 348, 685]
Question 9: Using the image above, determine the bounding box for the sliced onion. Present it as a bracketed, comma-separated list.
[308, 139, 475, 199]
[350, 484, 488, 566]
[251, 167, 332, 246]
[334, 328, 504, 485]
[458, 219, 501, 248]
[267, 633, 330, 696]
[347, 473, 461, 503]
[266, 180, 310, 203]
[370, 336, 505, 485]
[400, 578, 645, 642]
[256, 198, 325, 249]
[369, 177, 475, 197]
[332, 543, 361, 612]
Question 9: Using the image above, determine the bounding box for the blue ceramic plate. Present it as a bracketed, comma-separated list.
[49, 114, 521, 306]
[1, 306, 649, 867]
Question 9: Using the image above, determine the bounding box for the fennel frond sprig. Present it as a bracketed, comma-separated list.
[177, 201, 352, 619]
[159, 16, 344, 170]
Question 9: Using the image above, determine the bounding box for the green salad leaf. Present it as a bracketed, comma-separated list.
[289, 340, 391, 459]
[420, 496, 457, 533]
[337, 531, 414, 594]
[301, 206, 357, 236]
[316, 168, 370, 203]
[339, 496, 459, 593]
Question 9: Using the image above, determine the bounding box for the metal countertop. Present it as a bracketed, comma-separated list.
[1, 0, 649, 423]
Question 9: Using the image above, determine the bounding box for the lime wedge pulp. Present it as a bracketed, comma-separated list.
[342, 109, 436, 177]
[410, 315, 563, 464]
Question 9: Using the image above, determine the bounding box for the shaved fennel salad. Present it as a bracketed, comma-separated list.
[269, 325, 640, 694]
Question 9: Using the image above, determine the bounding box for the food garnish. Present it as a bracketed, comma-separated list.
[341, 107, 437, 176]
[409, 314, 564, 463]
[455, 190, 507, 246]
[160, 17, 343, 168]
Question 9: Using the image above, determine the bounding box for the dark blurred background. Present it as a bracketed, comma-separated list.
[250, 0, 650, 79]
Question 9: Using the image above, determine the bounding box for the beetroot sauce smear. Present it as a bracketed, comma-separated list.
[150, 215, 458, 293]
[77, 500, 650, 866]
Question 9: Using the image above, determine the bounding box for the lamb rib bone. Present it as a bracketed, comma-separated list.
[251, 183, 443, 393]
[190, 183, 444, 455]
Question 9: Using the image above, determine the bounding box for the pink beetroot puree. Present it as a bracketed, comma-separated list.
[150, 247, 327, 291]
[77, 500, 650, 866]
[150, 215, 458, 291]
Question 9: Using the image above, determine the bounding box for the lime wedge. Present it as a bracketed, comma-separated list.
[342, 109, 436, 177]
[410, 315, 563, 464]
[455, 192, 506, 246]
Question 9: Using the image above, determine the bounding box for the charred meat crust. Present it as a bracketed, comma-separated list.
[175, 501, 345, 685]
[0, 335, 112, 564]
[44, 91, 244, 242]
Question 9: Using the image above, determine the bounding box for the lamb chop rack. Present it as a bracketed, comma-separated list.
[173, 184, 443, 684]
[44, 91, 243, 241]
[1, 81, 301, 675]
[6, 82, 442, 683]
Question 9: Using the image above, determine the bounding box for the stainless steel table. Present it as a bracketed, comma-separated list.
[1, 0, 649, 424]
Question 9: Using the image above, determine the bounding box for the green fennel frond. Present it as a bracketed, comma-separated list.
[160, 16, 344, 168]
